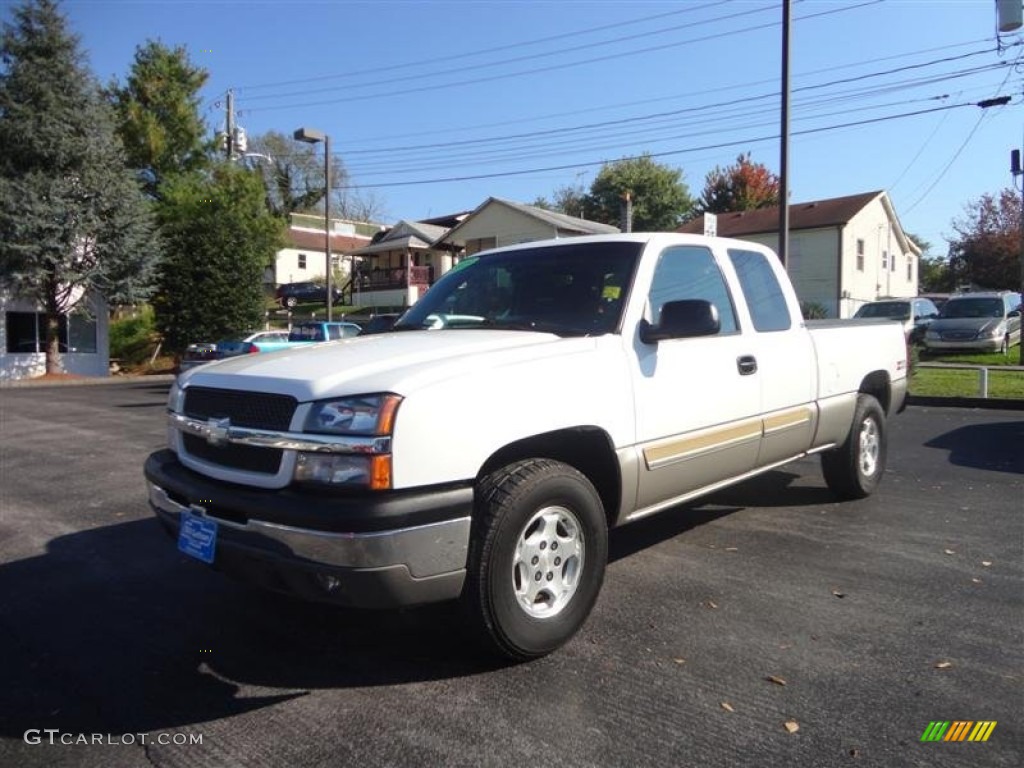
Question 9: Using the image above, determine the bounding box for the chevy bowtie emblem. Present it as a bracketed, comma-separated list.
[206, 417, 231, 447]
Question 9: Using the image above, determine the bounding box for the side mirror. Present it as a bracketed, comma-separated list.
[640, 299, 720, 344]
[1009, 309, 1021, 318]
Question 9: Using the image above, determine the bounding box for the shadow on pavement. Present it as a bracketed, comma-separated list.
[925, 419, 1024, 474]
[0, 518, 500, 739]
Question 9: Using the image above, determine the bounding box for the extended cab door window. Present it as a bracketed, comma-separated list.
[726, 248, 791, 332]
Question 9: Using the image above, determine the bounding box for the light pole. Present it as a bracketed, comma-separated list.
[293, 127, 332, 321]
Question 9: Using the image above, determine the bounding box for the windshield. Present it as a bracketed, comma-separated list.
[395, 241, 642, 336]
[940, 298, 1003, 319]
[854, 301, 910, 320]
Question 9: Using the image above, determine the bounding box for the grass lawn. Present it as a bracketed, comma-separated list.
[918, 349, 1024, 367]
[911, 366, 1024, 399]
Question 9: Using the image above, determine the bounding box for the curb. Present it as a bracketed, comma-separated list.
[906, 394, 1024, 411]
[0, 374, 175, 389]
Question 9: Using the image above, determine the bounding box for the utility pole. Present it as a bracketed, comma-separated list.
[225, 89, 235, 160]
[778, 0, 791, 268]
[1013, 148, 1024, 366]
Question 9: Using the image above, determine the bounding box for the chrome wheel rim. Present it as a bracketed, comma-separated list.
[859, 417, 880, 477]
[512, 505, 585, 618]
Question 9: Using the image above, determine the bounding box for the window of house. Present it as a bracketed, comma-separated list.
[728, 248, 792, 332]
[882, 251, 888, 270]
[298, 253, 307, 269]
[892, 254, 897, 272]
[4, 311, 96, 353]
[906, 257, 913, 282]
[856, 239, 864, 271]
[648, 246, 738, 333]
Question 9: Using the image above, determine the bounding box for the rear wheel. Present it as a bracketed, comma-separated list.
[463, 459, 607, 661]
[999, 334, 1009, 355]
[821, 394, 887, 500]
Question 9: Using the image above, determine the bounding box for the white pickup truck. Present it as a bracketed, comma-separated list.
[145, 233, 908, 660]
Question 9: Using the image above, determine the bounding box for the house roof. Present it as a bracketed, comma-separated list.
[676, 191, 884, 237]
[349, 219, 456, 256]
[439, 197, 619, 245]
[287, 227, 371, 253]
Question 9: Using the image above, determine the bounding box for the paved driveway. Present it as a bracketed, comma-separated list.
[0, 382, 1020, 767]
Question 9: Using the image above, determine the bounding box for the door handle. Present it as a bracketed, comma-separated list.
[737, 355, 758, 375]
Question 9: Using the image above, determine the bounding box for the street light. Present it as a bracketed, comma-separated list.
[293, 127, 332, 321]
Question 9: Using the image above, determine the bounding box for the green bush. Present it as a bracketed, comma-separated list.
[109, 306, 158, 365]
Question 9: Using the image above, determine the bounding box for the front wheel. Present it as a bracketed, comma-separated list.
[821, 394, 887, 500]
[463, 459, 607, 661]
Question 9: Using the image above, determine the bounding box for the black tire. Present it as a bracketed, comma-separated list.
[999, 335, 1009, 355]
[463, 458, 607, 661]
[821, 394, 887, 500]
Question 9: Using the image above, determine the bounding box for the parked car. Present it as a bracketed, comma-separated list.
[356, 313, 403, 335]
[275, 281, 343, 309]
[923, 291, 1023, 354]
[178, 330, 292, 373]
[287, 321, 362, 343]
[852, 297, 939, 344]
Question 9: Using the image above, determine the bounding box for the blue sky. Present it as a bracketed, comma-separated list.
[8, 0, 1024, 252]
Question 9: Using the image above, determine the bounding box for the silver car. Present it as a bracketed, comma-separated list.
[923, 292, 1022, 354]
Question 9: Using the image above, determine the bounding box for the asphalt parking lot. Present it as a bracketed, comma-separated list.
[0, 380, 1020, 768]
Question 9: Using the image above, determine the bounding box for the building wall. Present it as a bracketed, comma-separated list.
[841, 198, 917, 316]
[0, 290, 110, 380]
[736, 229, 840, 317]
[275, 247, 356, 285]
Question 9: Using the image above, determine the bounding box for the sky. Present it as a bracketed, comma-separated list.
[5, 0, 1023, 252]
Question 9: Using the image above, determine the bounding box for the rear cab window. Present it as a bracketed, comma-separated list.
[727, 248, 792, 332]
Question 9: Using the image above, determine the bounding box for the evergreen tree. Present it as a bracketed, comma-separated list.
[0, 0, 157, 373]
[107, 40, 210, 195]
[152, 163, 284, 354]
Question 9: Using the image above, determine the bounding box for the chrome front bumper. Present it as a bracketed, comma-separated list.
[148, 481, 470, 607]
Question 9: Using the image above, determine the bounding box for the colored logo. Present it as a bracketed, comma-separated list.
[920, 721, 997, 742]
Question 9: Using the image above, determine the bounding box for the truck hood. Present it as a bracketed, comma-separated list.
[178, 330, 599, 401]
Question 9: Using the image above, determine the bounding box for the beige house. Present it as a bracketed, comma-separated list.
[678, 191, 920, 318]
[438, 197, 619, 255]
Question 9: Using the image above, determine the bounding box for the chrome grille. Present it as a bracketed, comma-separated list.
[183, 387, 297, 430]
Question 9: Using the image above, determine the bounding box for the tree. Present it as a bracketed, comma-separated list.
[533, 182, 588, 219]
[947, 188, 1020, 290]
[0, 0, 157, 374]
[107, 40, 210, 195]
[697, 152, 779, 214]
[585, 155, 693, 231]
[152, 163, 284, 354]
[908, 233, 954, 293]
[247, 130, 386, 222]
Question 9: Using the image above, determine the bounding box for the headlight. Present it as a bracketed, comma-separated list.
[985, 325, 1005, 338]
[297, 394, 401, 490]
[168, 380, 185, 412]
[304, 394, 401, 435]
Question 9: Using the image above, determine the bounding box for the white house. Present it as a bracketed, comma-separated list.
[0, 286, 109, 380]
[679, 191, 921, 318]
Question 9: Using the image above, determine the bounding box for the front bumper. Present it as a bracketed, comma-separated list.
[924, 337, 1002, 352]
[145, 450, 473, 608]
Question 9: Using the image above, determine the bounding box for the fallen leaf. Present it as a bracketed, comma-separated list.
[720, 702, 734, 712]
[672, 658, 686, 665]
[981, 561, 992, 567]
[766, 675, 787, 686]
[934, 661, 953, 670]
[778, 644, 793, 650]
[784, 720, 800, 734]
[971, 578, 983, 584]
[703, 600, 718, 609]
[724, 547, 738, 552]
[944, 549, 956, 555]
[831, 589, 845, 598]
[849, 748, 861, 758]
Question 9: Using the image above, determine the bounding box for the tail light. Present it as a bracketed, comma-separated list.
[249, 345, 260, 354]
